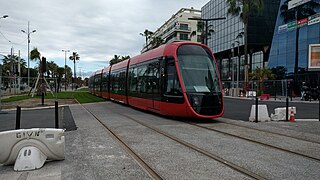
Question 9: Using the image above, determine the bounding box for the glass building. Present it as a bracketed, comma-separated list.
[268, 0, 320, 89]
[201, 0, 279, 84]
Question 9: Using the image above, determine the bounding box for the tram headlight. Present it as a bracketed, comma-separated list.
[193, 96, 200, 106]
[188, 93, 203, 109]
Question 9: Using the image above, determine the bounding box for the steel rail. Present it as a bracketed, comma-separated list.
[187, 121, 320, 162]
[118, 113, 265, 180]
[80, 104, 163, 180]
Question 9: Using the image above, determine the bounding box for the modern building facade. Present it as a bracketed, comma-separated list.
[268, 0, 320, 88]
[141, 8, 202, 53]
[201, 0, 279, 84]
[201, 0, 320, 92]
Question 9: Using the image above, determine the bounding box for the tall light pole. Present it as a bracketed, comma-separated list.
[21, 21, 36, 87]
[62, 50, 70, 91]
[0, 15, 8, 113]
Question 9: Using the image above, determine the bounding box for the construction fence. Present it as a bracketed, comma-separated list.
[0, 76, 59, 97]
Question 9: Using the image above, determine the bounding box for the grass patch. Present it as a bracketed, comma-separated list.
[2, 91, 105, 104]
[45, 91, 105, 103]
[2, 95, 31, 102]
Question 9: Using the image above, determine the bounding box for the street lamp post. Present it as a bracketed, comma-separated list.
[0, 15, 8, 113]
[235, 40, 241, 96]
[188, 17, 226, 45]
[21, 21, 36, 88]
[62, 50, 70, 91]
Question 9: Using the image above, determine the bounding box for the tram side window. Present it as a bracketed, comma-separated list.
[129, 67, 138, 93]
[101, 72, 109, 92]
[152, 62, 160, 95]
[119, 71, 126, 93]
[146, 63, 154, 94]
[165, 59, 182, 96]
[137, 65, 147, 93]
[94, 75, 101, 91]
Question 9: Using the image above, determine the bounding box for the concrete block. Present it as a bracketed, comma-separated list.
[249, 104, 270, 122]
[270, 107, 296, 121]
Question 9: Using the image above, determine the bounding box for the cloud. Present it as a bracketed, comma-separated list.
[0, 0, 208, 76]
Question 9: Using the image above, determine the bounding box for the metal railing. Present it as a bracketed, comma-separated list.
[221, 80, 293, 99]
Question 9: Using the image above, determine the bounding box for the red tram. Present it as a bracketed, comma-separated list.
[88, 42, 224, 118]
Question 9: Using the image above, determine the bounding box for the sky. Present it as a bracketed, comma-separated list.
[0, 0, 209, 78]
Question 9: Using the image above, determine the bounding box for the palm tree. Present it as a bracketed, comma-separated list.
[109, 55, 121, 65]
[30, 47, 41, 66]
[121, 55, 130, 61]
[1, 55, 27, 77]
[69, 52, 80, 89]
[56, 67, 65, 92]
[46, 61, 59, 78]
[150, 36, 163, 49]
[226, 0, 264, 84]
[280, 0, 320, 94]
[249, 67, 276, 95]
[140, 29, 154, 51]
[190, 21, 214, 44]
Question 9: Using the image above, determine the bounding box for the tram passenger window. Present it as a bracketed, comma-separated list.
[137, 65, 147, 93]
[129, 67, 138, 93]
[165, 59, 182, 96]
[146, 63, 154, 94]
[153, 62, 160, 94]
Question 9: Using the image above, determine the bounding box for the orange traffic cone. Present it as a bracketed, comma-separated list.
[289, 107, 295, 122]
[240, 91, 244, 98]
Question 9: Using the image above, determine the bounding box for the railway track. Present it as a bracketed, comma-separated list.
[81, 102, 320, 179]
[81, 104, 265, 179]
[81, 104, 164, 180]
[186, 121, 320, 162]
[215, 119, 320, 145]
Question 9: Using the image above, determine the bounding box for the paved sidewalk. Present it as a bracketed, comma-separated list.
[0, 104, 149, 179]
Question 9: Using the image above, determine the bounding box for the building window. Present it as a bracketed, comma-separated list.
[252, 51, 263, 71]
[180, 33, 189, 40]
[180, 23, 189, 30]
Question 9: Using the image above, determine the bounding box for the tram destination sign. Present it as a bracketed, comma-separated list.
[288, 0, 311, 10]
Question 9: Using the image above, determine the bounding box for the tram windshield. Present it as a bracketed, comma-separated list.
[177, 45, 221, 93]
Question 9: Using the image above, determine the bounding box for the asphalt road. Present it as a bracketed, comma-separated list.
[0, 106, 76, 132]
[223, 97, 319, 121]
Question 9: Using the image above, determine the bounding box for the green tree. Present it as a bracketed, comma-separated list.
[30, 47, 41, 65]
[121, 55, 130, 61]
[69, 52, 80, 88]
[150, 36, 163, 49]
[249, 67, 276, 95]
[56, 67, 65, 92]
[1, 55, 27, 77]
[140, 29, 154, 51]
[109, 55, 130, 65]
[109, 55, 120, 65]
[227, 0, 264, 84]
[190, 21, 214, 44]
[46, 61, 59, 78]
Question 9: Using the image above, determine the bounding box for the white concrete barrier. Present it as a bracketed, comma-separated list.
[249, 104, 270, 122]
[0, 128, 65, 171]
[270, 107, 296, 121]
